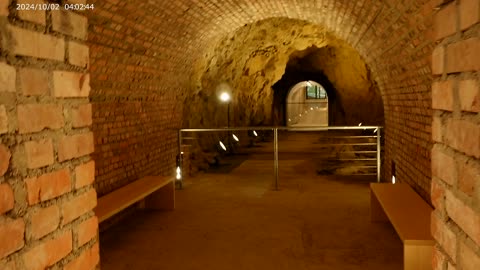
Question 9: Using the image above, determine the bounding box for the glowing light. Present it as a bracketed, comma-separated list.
[219, 141, 227, 151]
[181, 152, 184, 154]
[373, 128, 378, 133]
[392, 175, 396, 184]
[176, 166, 181, 180]
[253, 130, 258, 137]
[232, 134, 239, 142]
[288, 119, 291, 122]
[310, 107, 313, 110]
[358, 123, 363, 126]
[219, 92, 231, 102]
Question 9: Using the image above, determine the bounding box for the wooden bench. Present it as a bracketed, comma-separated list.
[95, 176, 175, 223]
[370, 183, 433, 270]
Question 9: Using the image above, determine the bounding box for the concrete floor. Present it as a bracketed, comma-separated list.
[100, 134, 402, 270]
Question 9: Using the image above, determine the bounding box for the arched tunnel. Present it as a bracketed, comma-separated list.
[0, 0, 479, 269]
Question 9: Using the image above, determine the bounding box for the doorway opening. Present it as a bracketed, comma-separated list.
[286, 81, 329, 127]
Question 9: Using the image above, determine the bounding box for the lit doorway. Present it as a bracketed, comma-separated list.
[286, 81, 328, 127]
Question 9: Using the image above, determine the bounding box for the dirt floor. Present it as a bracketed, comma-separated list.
[100, 134, 402, 270]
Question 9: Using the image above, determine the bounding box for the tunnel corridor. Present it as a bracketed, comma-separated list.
[0, 0, 479, 269]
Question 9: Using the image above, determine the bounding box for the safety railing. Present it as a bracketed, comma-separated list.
[176, 126, 383, 189]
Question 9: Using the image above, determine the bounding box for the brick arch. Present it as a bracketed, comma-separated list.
[88, 0, 435, 200]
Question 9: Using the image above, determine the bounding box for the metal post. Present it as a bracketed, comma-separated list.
[377, 128, 381, 183]
[274, 128, 279, 190]
[177, 130, 183, 189]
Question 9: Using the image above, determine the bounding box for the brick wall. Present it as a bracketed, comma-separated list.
[431, 0, 480, 269]
[0, 0, 98, 269]
[87, 0, 184, 196]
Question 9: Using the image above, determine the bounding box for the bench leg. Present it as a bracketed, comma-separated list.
[145, 181, 175, 210]
[371, 191, 388, 222]
[404, 244, 432, 270]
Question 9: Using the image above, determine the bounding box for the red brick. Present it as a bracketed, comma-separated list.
[72, 104, 93, 128]
[69, 41, 89, 68]
[0, 0, 8, 16]
[434, 3, 457, 40]
[75, 161, 95, 189]
[432, 145, 457, 185]
[0, 62, 16, 93]
[432, 46, 445, 75]
[445, 118, 480, 158]
[446, 38, 480, 73]
[459, 242, 480, 270]
[446, 190, 480, 246]
[24, 139, 54, 169]
[19, 68, 49, 96]
[433, 246, 446, 270]
[53, 71, 91, 98]
[61, 189, 97, 225]
[30, 205, 60, 240]
[460, 0, 480, 30]
[0, 183, 14, 215]
[76, 216, 98, 247]
[0, 105, 7, 134]
[17, 0, 46, 25]
[52, 10, 88, 39]
[7, 25, 65, 61]
[458, 161, 479, 197]
[17, 104, 64, 134]
[26, 168, 72, 205]
[22, 230, 72, 270]
[431, 179, 446, 210]
[0, 144, 11, 176]
[0, 218, 25, 259]
[431, 212, 457, 261]
[58, 132, 94, 161]
[432, 80, 454, 111]
[459, 79, 480, 112]
[64, 243, 99, 270]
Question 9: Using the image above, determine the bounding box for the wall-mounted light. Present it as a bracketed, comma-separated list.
[253, 130, 258, 137]
[373, 128, 378, 133]
[392, 175, 396, 184]
[310, 107, 313, 110]
[219, 141, 227, 151]
[392, 161, 396, 184]
[232, 134, 239, 142]
[358, 123, 362, 126]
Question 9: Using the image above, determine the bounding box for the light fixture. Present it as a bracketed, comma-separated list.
[310, 107, 313, 110]
[392, 175, 396, 184]
[232, 134, 239, 142]
[176, 166, 181, 180]
[253, 130, 258, 137]
[219, 141, 227, 151]
[358, 123, 362, 126]
[219, 92, 230, 102]
[373, 128, 378, 133]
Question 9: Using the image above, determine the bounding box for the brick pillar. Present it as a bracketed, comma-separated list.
[431, 0, 480, 269]
[0, 1, 99, 269]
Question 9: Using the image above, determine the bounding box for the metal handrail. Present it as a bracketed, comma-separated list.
[177, 126, 383, 189]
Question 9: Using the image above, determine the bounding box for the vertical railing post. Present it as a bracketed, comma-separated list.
[274, 128, 279, 190]
[377, 127, 381, 183]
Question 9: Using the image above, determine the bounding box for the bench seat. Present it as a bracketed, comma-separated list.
[95, 176, 175, 223]
[370, 183, 433, 270]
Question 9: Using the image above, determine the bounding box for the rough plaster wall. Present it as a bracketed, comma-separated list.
[87, 0, 185, 196]
[0, 1, 98, 269]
